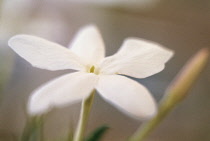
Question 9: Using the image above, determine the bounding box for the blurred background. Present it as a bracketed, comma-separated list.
[0, 0, 209, 141]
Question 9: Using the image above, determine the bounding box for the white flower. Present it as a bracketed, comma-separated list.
[8, 25, 173, 119]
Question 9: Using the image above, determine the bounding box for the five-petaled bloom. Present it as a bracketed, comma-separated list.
[9, 25, 173, 119]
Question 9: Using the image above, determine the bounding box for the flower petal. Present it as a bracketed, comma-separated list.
[8, 35, 85, 71]
[69, 25, 105, 65]
[100, 38, 174, 78]
[28, 72, 98, 115]
[96, 75, 157, 119]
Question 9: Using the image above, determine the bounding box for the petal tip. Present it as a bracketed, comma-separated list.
[82, 24, 99, 30]
[143, 105, 157, 120]
[123, 37, 175, 54]
[79, 24, 101, 37]
[8, 34, 30, 48]
[134, 99, 158, 120]
[8, 35, 20, 47]
[27, 91, 52, 116]
[27, 98, 46, 116]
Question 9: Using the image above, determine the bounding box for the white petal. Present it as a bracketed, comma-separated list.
[96, 75, 157, 119]
[69, 25, 105, 65]
[100, 38, 174, 78]
[8, 35, 85, 71]
[28, 72, 98, 115]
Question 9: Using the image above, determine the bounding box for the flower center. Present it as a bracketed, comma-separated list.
[88, 65, 99, 75]
[89, 66, 95, 73]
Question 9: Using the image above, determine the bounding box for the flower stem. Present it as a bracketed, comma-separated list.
[128, 100, 174, 141]
[73, 90, 95, 141]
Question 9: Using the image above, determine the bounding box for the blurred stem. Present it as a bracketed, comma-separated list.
[21, 116, 44, 141]
[73, 90, 95, 141]
[128, 96, 176, 141]
[129, 48, 209, 141]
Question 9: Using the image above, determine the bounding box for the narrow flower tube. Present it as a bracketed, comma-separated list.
[129, 48, 209, 141]
[165, 48, 209, 103]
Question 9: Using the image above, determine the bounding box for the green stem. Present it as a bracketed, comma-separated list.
[128, 98, 175, 141]
[21, 116, 44, 141]
[73, 90, 95, 141]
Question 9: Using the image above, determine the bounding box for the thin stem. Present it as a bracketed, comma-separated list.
[128, 99, 174, 141]
[73, 90, 95, 141]
[21, 116, 44, 141]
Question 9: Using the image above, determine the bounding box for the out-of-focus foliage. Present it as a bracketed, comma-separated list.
[85, 126, 109, 141]
[66, 0, 160, 9]
[21, 116, 44, 141]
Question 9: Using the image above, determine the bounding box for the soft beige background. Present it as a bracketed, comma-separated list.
[0, 0, 209, 141]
